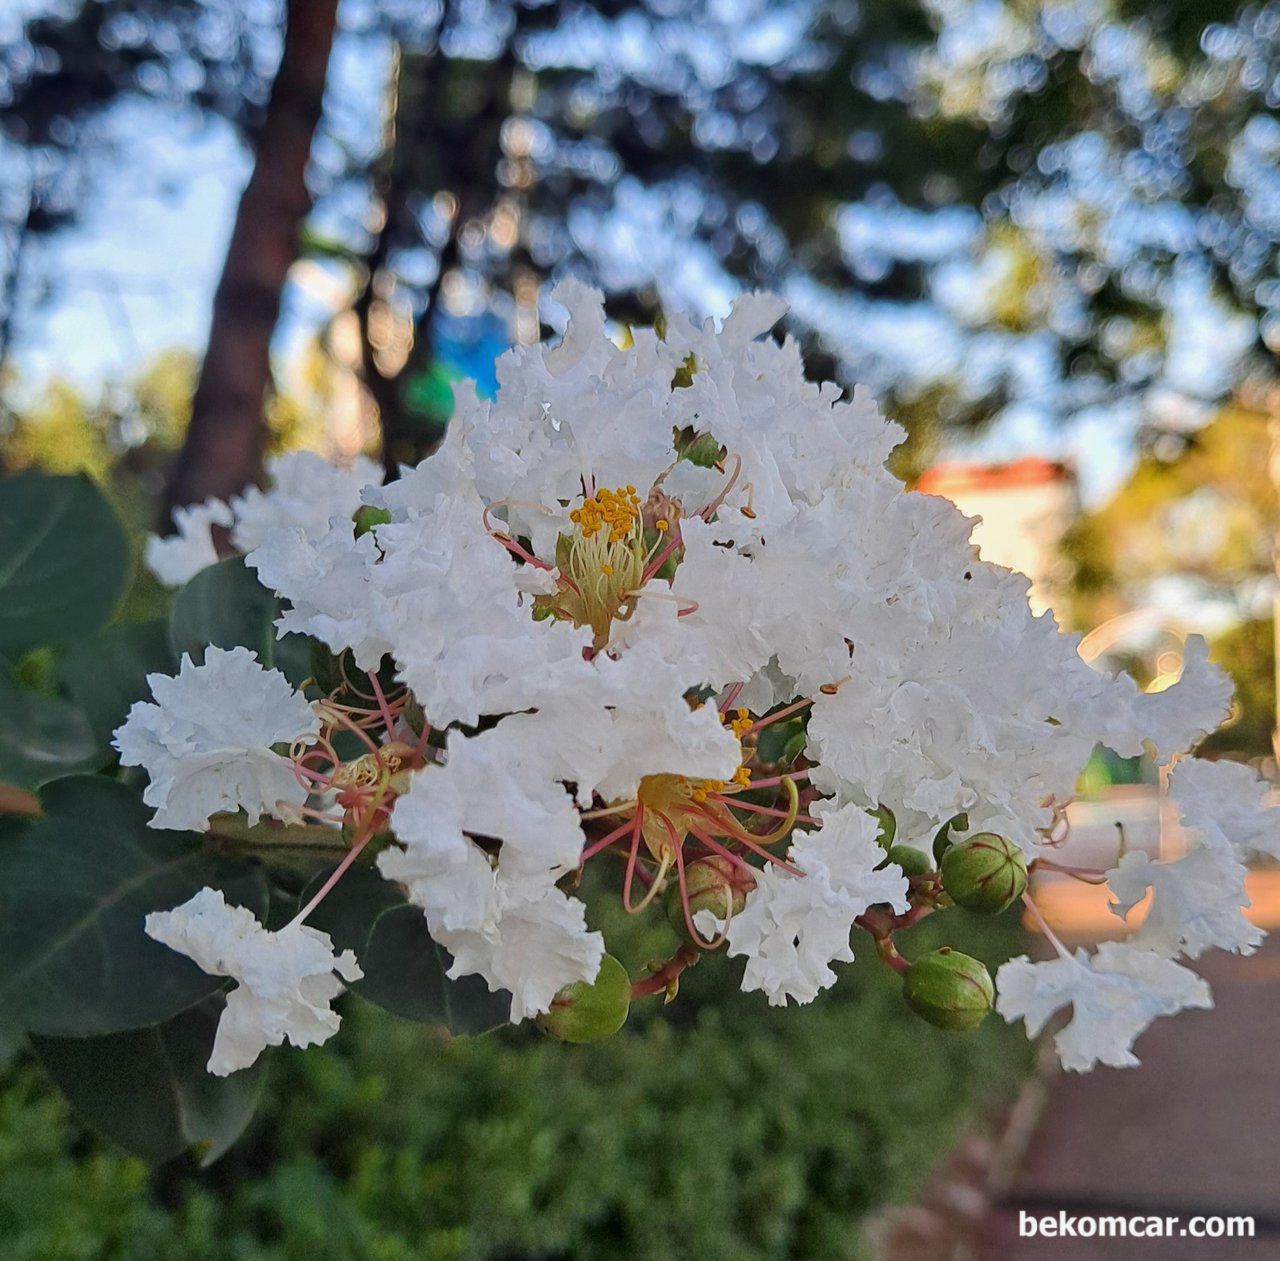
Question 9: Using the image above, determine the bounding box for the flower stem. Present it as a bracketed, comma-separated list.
[631, 945, 699, 1000]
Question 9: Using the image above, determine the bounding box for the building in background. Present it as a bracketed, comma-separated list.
[915, 457, 1079, 616]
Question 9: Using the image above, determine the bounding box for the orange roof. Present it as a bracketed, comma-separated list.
[914, 456, 1075, 494]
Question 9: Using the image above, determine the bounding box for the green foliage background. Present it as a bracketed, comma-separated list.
[0, 910, 1030, 1261]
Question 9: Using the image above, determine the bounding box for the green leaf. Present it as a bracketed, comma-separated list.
[0, 1023, 23, 1072]
[302, 865, 509, 1034]
[169, 557, 278, 666]
[31, 993, 265, 1166]
[0, 472, 130, 657]
[0, 672, 101, 789]
[56, 619, 177, 747]
[0, 776, 268, 1036]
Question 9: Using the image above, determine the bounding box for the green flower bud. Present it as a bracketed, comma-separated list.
[903, 948, 994, 1031]
[665, 854, 756, 943]
[352, 504, 392, 538]
[536, 955, 631, 1043]
[884, 845, 931, 880]
[940, 833, 1028, 915]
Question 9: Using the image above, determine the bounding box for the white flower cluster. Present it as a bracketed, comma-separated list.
[124, 281, 1274, 1074]
[114, 646, 320, 831]
[144, 451, 381, 588]
[997, 757, 1277, 1069]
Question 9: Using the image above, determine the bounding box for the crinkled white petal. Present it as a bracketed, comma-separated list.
[725, 803, 909, 1006]
[229, 450, 381, 553]
[435, 880, 604, 1023]
[1108, 847, 1261, 959]
[113, 646, 319, 831]
[144, 498, 233, 587]
[995, 942, 1212, 1071]
[371, 488, 595, 726]
[145, 887, 361, 1075]
[247, 521, 393, 669]
[1088, 637, 1233, 764]
[1166, 757, 1278, 861]
[378, 739, 604, 1020]
[398, 726, 587, 881]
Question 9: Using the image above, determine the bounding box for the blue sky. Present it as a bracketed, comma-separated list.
[2, 1, 1265, 509]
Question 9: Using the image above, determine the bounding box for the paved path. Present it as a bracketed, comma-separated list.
[874, 790, 1280, 1261]
[983, 935, 1280, 1259]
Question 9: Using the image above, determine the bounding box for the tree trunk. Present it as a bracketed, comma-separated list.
[160, 0, 339, 524]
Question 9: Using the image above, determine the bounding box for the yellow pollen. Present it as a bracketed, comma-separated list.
[733, 766, 752, 788]
[720, 706, 754, 739]
[571, 485, 642, 542]
[601, 563, 613, 576]
[656, 518, 669, 532]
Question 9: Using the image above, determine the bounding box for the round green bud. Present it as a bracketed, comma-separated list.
[884, 845, 931, 879]
[352, 504, 392, 538]
[665, 854, 756, 943]
[536, 955, 631, 1043]
[903, 948, 994, 1031]
[939, 833, 1028, 915]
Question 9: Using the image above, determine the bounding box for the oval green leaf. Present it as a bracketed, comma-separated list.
[0, 776, 268, 1036]
[169, 556, 279, 666]
[0, 672, 101, 789]
[56, 619, 177, 747]
[0, 472, 130, 657]
[31, 993, 265, 1166]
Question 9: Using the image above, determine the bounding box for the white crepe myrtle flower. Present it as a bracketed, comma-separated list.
[723, 803, 910, 1006]
[145, 887, 361, 1075]
[1096, 756, 1276, 961]
[230, 450, 381, 553]
[113, 646, 320, 831]
[135, 282, 1260, 1062]
[1166, 756, 1279, 861]
[379, 733, 604, 1021]
[144, 451, 380, 588]
[248, 518, 394, 670]
[1107, 846, 1261, 960]
[144, 497, 233, 587]
[996, 942, 1212, 1072]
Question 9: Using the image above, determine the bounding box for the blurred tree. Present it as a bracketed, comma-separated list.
[0, 1, 284, 405]
[1064, 400, 1273, 627]
[1062, 397, 1277, 758]
[9, 0, 1280, 487]
[0, 378, 110, 479]
[161, 0, 340, 517]
[295, 0, 1280, 468]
